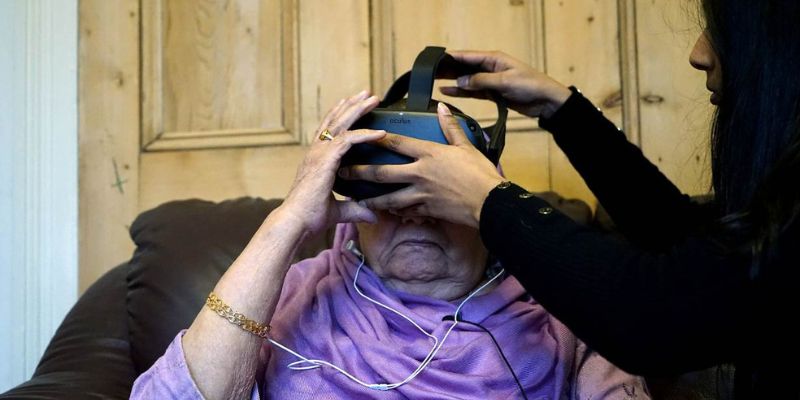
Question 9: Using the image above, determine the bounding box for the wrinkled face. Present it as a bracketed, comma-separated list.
[689, 30, 723, 105]
[356, 211, 489, 301]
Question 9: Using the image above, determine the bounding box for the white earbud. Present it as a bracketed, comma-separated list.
[344, 239, 364, 258]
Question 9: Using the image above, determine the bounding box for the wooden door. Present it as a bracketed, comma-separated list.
[371, 0, 622, 204]
[80, 0, 373, 290]
[79, 0, 710, 291]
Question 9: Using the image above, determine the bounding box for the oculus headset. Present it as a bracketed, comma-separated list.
[333, 46, 509, 199]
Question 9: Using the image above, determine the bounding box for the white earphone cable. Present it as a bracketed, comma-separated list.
[267, 241, 504, 391]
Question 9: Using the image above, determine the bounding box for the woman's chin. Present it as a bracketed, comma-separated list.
[379, 245, 449, 282]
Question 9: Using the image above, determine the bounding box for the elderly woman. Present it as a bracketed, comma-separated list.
[131, 92, 648, 399]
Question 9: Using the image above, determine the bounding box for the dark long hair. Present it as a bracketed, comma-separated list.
[701, 0, 800, 273]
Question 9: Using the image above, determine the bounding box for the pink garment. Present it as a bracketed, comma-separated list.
[132, 222, 649, 399]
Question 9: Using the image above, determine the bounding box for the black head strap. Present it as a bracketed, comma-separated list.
[379, 46, 507, 164]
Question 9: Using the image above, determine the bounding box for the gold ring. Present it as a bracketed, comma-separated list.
[318, 129, 334, 141]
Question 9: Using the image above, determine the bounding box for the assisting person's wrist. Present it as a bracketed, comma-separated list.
[540, 84, 573, 119]
[470, 177, 508, 228]
[539, 86, 586, 126]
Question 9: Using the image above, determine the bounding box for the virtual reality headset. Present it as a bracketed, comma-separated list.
[332, 46, 508, 200]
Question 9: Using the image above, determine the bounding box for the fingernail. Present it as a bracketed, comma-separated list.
[457, 75, 469, 88]
[359, 89, 369, 97]
[437, 102, 452, 115]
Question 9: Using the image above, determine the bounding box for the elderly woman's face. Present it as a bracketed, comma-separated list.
[356, 211, 489, 301]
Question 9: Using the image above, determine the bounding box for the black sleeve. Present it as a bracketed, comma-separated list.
[480, 185, 754, 376]
[539, 88, 714, 250]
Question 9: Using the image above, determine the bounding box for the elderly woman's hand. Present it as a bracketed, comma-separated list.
[180, 92, 385, 400]
[441, 50, 572, 119]
[338, 103, 505, 228]
[279, 91, 387, 237]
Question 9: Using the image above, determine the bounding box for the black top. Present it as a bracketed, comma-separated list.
[479, 89, 799, 398]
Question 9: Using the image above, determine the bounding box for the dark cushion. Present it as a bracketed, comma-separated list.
[0, 263, 137, 399]
[126, 197, 334, 374]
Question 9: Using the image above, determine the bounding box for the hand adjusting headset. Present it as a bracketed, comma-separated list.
[333, 46, 508, 200]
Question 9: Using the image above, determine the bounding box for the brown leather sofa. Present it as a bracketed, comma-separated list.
[0, 195, 731, 399]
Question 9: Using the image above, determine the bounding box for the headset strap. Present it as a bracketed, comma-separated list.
[379, 46, 507, 164]
[407, 47, 448, 111]
[380, 72, 411, 108]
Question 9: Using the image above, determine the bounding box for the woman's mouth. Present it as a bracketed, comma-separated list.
[398, 239, 440, 248]
[710, 91, 721, 105]
[707, 84, 721, 105]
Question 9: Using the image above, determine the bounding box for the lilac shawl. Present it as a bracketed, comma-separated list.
[260, 222, 645, 399]
[132, 221, 648, 399]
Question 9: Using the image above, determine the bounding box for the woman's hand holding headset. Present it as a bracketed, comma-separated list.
[338, 51, 572, 227]
[279, 91, 386, 237]
[441, 50, 572, 119]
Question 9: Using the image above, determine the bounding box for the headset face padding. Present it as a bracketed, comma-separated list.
[332, 46, 507, 200]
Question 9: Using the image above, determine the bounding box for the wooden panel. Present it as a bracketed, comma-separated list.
[372, 0, 544, 132]
[499, 133, 551, 192]
[79, 0, 141, 291]
[545, 1, 622, 125]
[299, 0, 371, 142]
[142, 0, 299, 151]
[618, 0, 641, 144]
[140, 0, 372, 213]
[636, 0, 712, 195]
[139, 147, 307, 211]
[544, 0, 622, 207]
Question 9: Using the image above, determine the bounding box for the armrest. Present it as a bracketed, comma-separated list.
[0, 263, 137, 399]
[126, 197, 334, 373]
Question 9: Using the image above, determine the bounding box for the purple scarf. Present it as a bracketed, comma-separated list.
[261, 222, 582, 399]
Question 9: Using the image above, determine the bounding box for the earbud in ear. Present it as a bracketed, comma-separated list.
[344, 240, 364, 258]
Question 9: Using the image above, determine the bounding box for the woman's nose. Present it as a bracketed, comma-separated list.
[689, 32, 715, 72]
